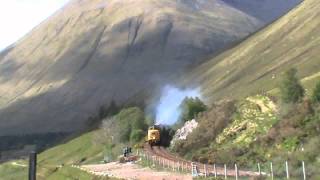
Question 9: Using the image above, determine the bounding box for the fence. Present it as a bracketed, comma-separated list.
[138, 150, 191, 174]
[137, 150, 308, 179]
[193, 161, 308, 179]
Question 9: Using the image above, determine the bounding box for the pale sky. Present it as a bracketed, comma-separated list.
[0, 0, 70, 51]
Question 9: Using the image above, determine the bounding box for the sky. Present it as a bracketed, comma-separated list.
[0, 0, 70, 51]
[155, 85, 201, 125]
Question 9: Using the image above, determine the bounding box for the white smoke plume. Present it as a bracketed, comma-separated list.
[155, 85, 201, 125]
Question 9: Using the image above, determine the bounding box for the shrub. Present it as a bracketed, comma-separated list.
[115, 107, 147, 143]
[93, 117, 119, 145]
[180, 97, 207, 122]
[312, 81, 320, 103]
[279, 68, 305, 103]
[130, 129, 145, 143]
[172, 101, 235, 155]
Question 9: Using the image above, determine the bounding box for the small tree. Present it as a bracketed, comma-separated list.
[130, 129, 145, 143]
[180, 97, 207, 122]
[312, 81, 320, 103]
[280, 68, 305, 103]
[116, 107, 147, 143]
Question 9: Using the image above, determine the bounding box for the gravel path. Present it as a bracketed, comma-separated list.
[81, 162, 192, 180]
[80, 144, 262, 179]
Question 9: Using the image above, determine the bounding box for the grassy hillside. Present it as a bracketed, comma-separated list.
[0, 131, 117, 179]
[37, 132, 103, 166]
[187, 0, 320, 102]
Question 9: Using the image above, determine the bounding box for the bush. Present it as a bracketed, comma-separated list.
[312, 81, 320, 103]
[280, 68, 305, 103]
[115, 107, 147, 143]
[172, 101, 235, 156]
[180, 97, 207, 122]
[130, 129, 145, 143]
[93, 117, 119, 145]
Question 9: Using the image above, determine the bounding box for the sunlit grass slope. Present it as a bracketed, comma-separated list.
[187, 0, 320, 102]
[38, 132, 103, 165]
[0, 131, 116, 179]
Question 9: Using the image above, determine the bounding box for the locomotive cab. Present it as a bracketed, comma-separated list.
[147, 126, 160, 146]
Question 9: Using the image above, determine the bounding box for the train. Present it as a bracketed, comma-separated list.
[147, 125, 161, 146]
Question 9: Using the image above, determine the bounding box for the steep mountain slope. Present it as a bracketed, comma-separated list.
[222, 0, 302, 23]
[0, 0, 262, 135]
[187, 0, 320, 102]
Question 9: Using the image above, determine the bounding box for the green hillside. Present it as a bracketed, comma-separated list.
[187, 0, 320, 102]
[0, 131, 115, 180]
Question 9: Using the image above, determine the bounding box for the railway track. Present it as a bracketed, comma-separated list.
[143, 144, 261, 177]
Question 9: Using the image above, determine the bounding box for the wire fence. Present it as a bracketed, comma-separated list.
[138, 150, 308, 179]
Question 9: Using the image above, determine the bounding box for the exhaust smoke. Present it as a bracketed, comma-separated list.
[155, 85, 201, 125]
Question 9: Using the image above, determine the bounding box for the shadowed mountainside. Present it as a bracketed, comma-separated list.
[222, 0, 302, 23]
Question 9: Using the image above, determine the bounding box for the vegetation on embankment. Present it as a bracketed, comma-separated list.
[172, 69, 320, 179]
[173, 95, 320, 178]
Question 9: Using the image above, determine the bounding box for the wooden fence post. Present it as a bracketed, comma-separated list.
[224, 164, 227, 179]
[235, 164, 238, 180]
[302, 161, 306, 180]
[258, 163, 261, 176]
[172, 161, 175, 171]
[181, 162, 184, 172]
[204, 164, 207, 177]
[286, 161, 290, 179]
[270, 162, 274, 180]
[146, 154, 149, 166]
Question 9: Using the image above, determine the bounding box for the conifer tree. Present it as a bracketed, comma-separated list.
[280, 68, 305, 103]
